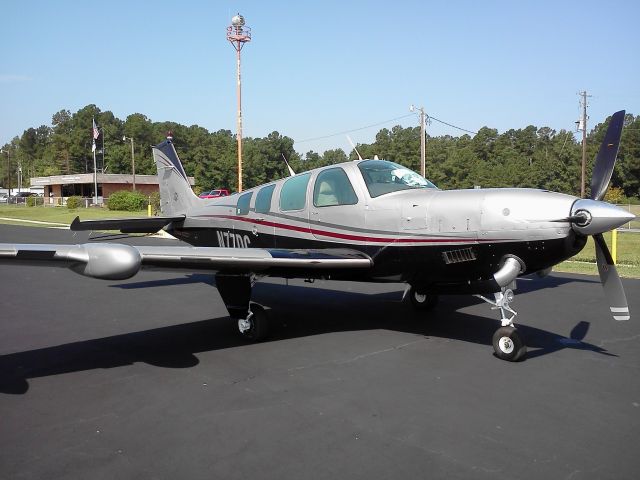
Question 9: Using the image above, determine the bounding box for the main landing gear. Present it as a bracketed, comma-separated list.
[215, 273, 270, 342]
[476, 286, 527, 362]
[407, 285, 439, 311]
[237, 303, 269, 342]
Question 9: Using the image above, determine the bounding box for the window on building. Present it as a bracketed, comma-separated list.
[313, 167, 358, 207]
[280, 173, 311, 211]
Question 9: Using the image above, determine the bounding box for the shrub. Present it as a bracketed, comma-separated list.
[66, 196, 83, 209]
[107, 190, 147, 211]
[604, 187, 625, 204]
[149, 191, 161, 216]
[26, 196, 38, 207]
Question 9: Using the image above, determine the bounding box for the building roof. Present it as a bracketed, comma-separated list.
[30, 173, 195, 186]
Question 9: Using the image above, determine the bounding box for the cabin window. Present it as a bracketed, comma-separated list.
[236, 192, 252, 215]
[313, 168, 358, 207]
[280, 173, 311, 211]
[255, 184, 275, 214]
[358, 159, 437, 198]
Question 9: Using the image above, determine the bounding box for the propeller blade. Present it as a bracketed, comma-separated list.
[594, 233, 630, 321]
[590, 110, 625, 201]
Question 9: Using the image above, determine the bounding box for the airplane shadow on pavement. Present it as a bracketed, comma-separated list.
[0, 274, 612, 395]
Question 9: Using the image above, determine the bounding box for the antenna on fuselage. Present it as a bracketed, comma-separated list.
[346, 135, 363, 161]
[282, 154, 296, 176]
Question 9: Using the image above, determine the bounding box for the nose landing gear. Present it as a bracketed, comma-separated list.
[476, 287, 527, 362]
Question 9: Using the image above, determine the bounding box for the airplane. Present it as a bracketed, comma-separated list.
[0, 110, 634, 361]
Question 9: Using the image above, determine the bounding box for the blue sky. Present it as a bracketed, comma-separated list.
[1, 0, 639, 155]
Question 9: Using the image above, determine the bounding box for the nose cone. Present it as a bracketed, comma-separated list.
[571, 199, 635, 235]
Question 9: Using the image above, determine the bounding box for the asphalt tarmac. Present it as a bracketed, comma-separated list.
[1, 224, 639, 479]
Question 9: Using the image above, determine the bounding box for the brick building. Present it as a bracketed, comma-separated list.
[30, 173, 195, 204]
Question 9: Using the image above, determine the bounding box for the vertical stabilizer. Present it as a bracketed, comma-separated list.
[152, 140, 199, 216]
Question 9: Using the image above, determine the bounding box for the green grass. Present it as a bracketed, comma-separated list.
[571, 231, 639, 264]
[555, 230, 640, 278]
[554, 261, 640, 278]
[0, 204, 148, 225]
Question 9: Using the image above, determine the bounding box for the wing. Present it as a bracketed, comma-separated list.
[0, 243, 373, 280]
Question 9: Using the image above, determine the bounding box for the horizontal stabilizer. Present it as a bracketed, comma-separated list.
[70, 215, 185, 233]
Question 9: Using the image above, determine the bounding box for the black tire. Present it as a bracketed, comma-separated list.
[492, 326, 527, 362]
[409, 286, 439, 311]
[240, 304, 269, 342]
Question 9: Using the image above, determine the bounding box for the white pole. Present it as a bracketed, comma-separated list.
[93, 149, 98, 205]
[420, 107, 426, 177]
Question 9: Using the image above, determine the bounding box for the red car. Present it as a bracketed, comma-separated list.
[198, 189, 230, 199]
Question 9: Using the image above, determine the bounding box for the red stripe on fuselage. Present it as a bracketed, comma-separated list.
[196, 214, 505, 244]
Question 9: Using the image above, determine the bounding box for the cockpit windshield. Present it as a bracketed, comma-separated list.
[357, 159, 438, 198]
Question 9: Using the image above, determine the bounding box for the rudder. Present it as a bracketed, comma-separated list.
[152, 140, 199, 216]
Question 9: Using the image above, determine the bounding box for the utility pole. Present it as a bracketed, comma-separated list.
[227, 13, 251, 192]
[410, 105, 427, 177]
[578, 91, 591, 198]
[123, 136, 136, 191]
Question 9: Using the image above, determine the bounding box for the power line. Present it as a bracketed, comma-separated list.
[296, 113, 415, 144]
[427, 115, 478, 135]
[296, 112, 479, 144]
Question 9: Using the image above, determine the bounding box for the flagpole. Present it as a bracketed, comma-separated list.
[93, 148, 98, 205]
[92, 117, 99, 205]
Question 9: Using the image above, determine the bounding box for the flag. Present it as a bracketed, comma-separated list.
[92, 118, 99, 152]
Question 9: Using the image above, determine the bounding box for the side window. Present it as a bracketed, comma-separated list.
[313, 168, 358, 207]
[236, 192, 252, 215]
[280, 173, 311, 211]
[255, 184, 275, 214]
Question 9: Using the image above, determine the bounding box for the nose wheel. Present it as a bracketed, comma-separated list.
[492, 326, 526, 361]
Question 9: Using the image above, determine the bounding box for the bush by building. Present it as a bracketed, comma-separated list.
[107, 190, 147, 211]
[66, 196, 82, 209]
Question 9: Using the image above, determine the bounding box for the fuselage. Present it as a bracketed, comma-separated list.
[167, 159, 586, 292]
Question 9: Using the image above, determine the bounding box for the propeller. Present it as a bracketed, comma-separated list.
[590, 110, 626, 201]
[574, 110, 631, 321]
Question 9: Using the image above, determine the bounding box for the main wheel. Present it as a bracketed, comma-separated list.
[492, 326, 526, 362]
[238, 304, 269, 342]
[409, 286, 439, 311]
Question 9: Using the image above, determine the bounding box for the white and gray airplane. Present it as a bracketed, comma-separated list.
[0, 111, 634, 361]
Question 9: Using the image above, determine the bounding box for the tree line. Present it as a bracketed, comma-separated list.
[1, 104, 638, 200]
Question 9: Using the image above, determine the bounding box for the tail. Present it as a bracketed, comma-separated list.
[152, 140, 200, 216]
